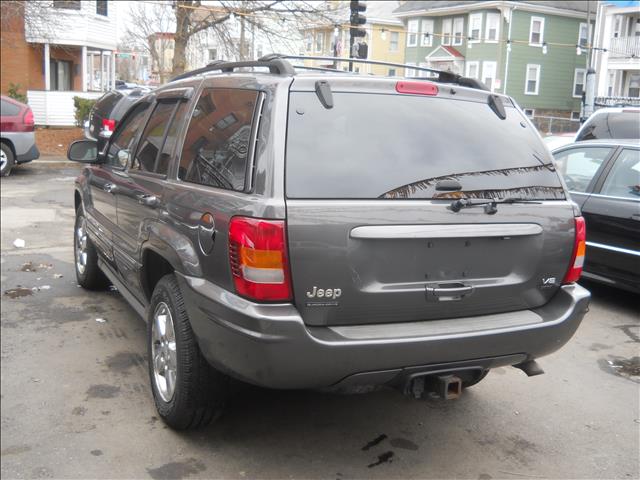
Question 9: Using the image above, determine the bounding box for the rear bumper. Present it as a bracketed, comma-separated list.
[178, 273, 590, 389]
[2, 131, 39, 162]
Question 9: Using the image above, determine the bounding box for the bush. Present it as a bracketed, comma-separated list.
[7, 83, 27, 104]
[73, 96, 97, 127]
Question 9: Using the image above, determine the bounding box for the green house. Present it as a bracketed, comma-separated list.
[394, 1, 597, 127]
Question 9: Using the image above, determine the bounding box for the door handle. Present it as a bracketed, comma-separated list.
[426, 283, 474, 301]
[137, 194, 159, 207]
[103, 183, 117, 194]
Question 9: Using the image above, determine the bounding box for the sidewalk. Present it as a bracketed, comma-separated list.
[30, 154, 80, 168]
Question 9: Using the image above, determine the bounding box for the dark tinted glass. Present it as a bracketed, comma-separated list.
[95, 91, 123, 117]
[286, 93, 565, 200]
[1, 100, 21, 116]
[133, 101, 176, 173]
[106, 103, 150, 168]
[178, 88, 258, 191]
[576, 112, 640, 141]
[157, 101, 189, 175]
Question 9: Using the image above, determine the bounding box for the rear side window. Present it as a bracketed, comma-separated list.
[600, 148, 640, 199]
[96, 91, 123, 117]
[286, 92, 565, 200]
[576, 112, 640, 141]
[1, 100, 21, 116]
[132, 100, 177, 174]
[178, 88, 259, 191]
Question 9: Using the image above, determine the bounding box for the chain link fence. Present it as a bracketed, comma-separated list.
[530, 115, 580, 135]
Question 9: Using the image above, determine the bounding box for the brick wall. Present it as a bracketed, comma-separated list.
[0, 2, 44, 95]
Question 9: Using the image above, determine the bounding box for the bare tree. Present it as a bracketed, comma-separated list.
[171, 1, 333, 75]
[124, 2, 175, 84]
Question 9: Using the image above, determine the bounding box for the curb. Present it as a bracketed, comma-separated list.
[29, 160, 81, 168]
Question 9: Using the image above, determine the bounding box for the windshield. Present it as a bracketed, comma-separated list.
[285, 92, 565, 200]
[576, 112, 640, 141]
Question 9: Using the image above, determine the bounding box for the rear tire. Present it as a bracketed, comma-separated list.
[1, 143, 15, 177]
[74, 206, 110, 290]
[147, 274, 229, 430]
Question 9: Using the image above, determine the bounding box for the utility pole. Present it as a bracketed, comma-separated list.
[349, 1, 367, 72]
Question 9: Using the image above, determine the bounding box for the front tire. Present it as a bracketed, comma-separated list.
[1, 143, 15, 177]
[147, 274, 229, 430]
[74, 207, 109, 290]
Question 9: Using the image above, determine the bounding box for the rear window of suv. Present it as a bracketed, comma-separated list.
[286, 92, 565, 200]
[575, 111, 640, 141]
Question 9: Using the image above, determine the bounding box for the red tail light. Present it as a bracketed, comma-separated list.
[396, 81, 438, 96]
[22, 108, 34, 131]
[563, 216, 586, 284]
[228, 217, 292, 302]
[102, 118, 116, 133]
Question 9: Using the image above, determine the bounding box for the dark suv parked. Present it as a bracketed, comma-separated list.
[68, 56, 591, 430]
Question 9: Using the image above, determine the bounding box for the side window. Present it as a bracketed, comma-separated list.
[157, 101, 189, 175]
[106, 103, 150, 168]
[132, 101, 176, 173]
[600, 148, 640, 199]
[553, 147, 611, 193]
[178, 88, 259, 191]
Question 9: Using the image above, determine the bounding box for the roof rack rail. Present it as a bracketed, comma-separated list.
[169, 57, 295, 82]
[265, 54, 488, 91]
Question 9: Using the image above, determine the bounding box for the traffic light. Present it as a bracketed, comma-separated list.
[350, 1, 366, 33]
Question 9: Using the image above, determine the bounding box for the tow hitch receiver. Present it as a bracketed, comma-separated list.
[410, 374, 462, 400]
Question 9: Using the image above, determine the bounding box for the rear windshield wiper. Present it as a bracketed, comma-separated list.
[450, 197, 542, 214]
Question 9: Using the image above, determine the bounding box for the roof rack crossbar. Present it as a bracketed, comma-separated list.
[170, 58, 295, 82]
[264, 54, 488, 91]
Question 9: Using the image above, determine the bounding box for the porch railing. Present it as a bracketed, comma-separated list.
[27, 90, 103, 127]
[609, 36, 640, 58]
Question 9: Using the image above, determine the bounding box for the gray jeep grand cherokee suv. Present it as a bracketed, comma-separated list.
[68, 56, 590, 430]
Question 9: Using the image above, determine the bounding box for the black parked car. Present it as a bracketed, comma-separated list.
[84, 87, 151, 150]
[553, 139, 640, 293]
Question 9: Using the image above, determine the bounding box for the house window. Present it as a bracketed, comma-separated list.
[442, 18, 452, 46]
[420, 19, 434, 47]
[529, 16, 545, 46]
[315, 32, 323, 52]
[452, 17, 464, 46]
[405, 62, 416, 77]
[573, 68, 586, 97]
[571, 111, 580, 120]
[466, 61, 479, 79]
[613, 15, 623, 38]
[418, 62, 430, 78]
[256, 45, 263, 59]
[578, 23, 589, 47]
[388, 68, 396, 76]
[53, 0, 81, 9]
[208, 48, 217, 61]
[469, 13, 482, 42]
[486, 13, 500, 42]
[525, 64, 541, 95]
[305, 33, 313, 52]
[608, 71, 616, 96]
[49, 59, 72, 91]
[628, 73, 640, 97]
[482, 61, 496, 91]
[96, 0, 108, 16]
[390, 31, 399, 52]
[524, 108, 535, 118]
[407, 20, 419, 47]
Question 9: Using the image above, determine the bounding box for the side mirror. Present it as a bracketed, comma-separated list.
[67, 140, 99, 163]
[117, 149, 130, 168]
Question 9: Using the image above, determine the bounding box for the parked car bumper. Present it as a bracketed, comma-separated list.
[2, 131, 39, 163]
[178, 273, 591, 390]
